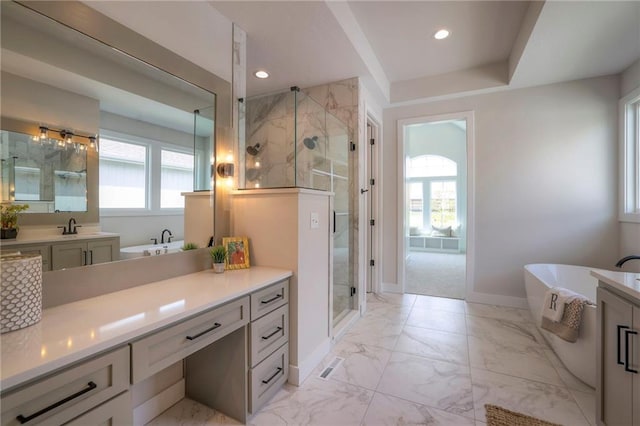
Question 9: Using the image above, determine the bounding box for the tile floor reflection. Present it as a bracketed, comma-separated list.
[149, 293, 594, 425]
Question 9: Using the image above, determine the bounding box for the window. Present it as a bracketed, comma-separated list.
[430, 180, 456, 228]
[99, 138, 147, 209]
[408, 155, 458, 230]
[621, 87, 640, 222]
[161, 149, 193, 208]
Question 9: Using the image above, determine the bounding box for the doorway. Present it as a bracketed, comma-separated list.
[398, 112, 474, 299]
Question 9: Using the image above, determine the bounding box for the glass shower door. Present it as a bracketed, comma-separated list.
[326, 111, 353, 323]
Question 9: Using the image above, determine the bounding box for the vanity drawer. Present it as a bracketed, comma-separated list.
[131, 296, 249, 383]
[250, 279, 289, 320]
[1, 346, 129, 426]
[248, 343, 288, 414]
[249, 304, 288, 367]
[64, 391, 132, 425]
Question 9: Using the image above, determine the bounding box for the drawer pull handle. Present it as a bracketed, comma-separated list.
[261, 367, 283, 384]
[624, 329, 638, 374]
[16, 381, 97, 424]
[261, 294, 282, 305]
[186, 322, 222, 341]
[617, 325, 629, 365]
[262, 326, 283, 340]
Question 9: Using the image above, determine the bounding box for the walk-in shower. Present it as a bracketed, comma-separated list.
[238, 87, 355, 323]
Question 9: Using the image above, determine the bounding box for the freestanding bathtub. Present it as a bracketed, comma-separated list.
[120, 240, 185, 259]
[524, 263, 603, 389]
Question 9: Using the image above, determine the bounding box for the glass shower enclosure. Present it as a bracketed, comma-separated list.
[239, 88, 354, 323]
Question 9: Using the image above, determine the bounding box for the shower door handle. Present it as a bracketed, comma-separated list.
[333, 210, 336, 233]
[360, 188, 368, 194]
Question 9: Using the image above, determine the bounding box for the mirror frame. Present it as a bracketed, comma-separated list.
[6, 0, 231, 231]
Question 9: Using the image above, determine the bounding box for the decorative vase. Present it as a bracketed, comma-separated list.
[213, 262, 225, 273]
[1, 253, 42, 333]
[1, 228, 18, 240]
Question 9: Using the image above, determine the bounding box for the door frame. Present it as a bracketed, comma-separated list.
[396, 111, 475, 297]
[364, 114, 382, 295]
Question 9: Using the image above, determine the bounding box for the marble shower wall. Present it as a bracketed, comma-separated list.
[243, 78, 360, 306]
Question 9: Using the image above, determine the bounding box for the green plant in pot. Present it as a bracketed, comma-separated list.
[209, 245, 227, 273]
[181, 242, 199, 251]
[1, 203, 29, 240]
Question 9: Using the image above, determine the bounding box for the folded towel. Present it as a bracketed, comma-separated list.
[541, 287, 582, 322]
[541, 295, 593, 343]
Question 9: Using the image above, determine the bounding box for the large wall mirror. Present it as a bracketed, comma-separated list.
[0, 1, 228, 269]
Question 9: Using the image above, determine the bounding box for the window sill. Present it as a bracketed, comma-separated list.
[100, 209, 184, 218]
[619, 212, 640, 224]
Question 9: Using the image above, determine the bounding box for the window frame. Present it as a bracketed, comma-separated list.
[620, 86, 640, 223]
[99, 130, 192, 217]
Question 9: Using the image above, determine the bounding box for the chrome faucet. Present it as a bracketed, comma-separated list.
[58, 217, 80, 235]
[615, 255, 640, 268]
[161, 229, 173, 244]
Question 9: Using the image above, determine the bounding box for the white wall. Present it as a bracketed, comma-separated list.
[83, 1, 233, 83]
[383, 76, 620, 302]
[619, 58, 640, 272]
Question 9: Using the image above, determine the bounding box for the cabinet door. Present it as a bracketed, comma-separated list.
[87, 239, 117, 265]
[597, 287, 634, 426]
[634, 306, 640, 426]
[51, 242, 87, 270]
[4, 244, 52, 271]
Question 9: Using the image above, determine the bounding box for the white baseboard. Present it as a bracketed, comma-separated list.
[466, 291, 528, 309]
[381, 282, 401, 293]
[287, 338, 331, 386]
[133, 379, 185, 425]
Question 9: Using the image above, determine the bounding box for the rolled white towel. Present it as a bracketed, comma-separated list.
[541, 287, 582, 322]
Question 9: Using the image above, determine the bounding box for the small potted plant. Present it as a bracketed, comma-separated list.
[181, 242, 199, 251]
[209, 245, 227, 273]
[1, 203, 29, 239]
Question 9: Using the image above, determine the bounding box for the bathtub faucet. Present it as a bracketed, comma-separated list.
[615, 255, 640, 268]
[161, 229, 173, 244]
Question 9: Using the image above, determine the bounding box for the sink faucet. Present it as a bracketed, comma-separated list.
[57, 217, 81, 235]
[616, 255, 640, 268]
[161, 229, 173, 244]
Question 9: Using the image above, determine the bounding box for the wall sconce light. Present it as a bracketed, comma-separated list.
[39, 126, 48, 141]
[33, 126, 98, 151]
[60, 130, 74, 145]
[216, 162, 235, 178]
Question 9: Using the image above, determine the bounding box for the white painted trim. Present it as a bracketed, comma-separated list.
[332, 309, 360, 342]
[397, 111, 476, 299]
[466, 291, 528, 309]
[133, 378, 185, 425]
[382, 282, 402, 293]
[365, 109, 383, 296]
[619, 86, 640, 223]
[287, 337, 331, 386]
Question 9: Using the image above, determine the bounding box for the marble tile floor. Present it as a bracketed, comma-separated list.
[149, 292, 595, 426]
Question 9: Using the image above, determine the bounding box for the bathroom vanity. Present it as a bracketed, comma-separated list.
[0, 266, 292, 425]
[1, 232, 120, 271]
[593, 270, 640, 426]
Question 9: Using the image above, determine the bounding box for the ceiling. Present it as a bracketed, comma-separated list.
[210, 0, 640, 106]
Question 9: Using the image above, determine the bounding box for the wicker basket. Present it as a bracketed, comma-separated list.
[1, 253, 42, 333]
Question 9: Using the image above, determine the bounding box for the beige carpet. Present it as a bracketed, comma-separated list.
[405, 251, 466, 299]
[485, 404, 563, 426]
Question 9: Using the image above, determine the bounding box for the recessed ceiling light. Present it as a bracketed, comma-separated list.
[434, 29, 450, 40]
[254, 70, 269, 79]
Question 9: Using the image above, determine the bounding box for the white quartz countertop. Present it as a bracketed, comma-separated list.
[0, 266, 292, 391]
[0, 231, 119, 247]
[591, 269, 640, 302]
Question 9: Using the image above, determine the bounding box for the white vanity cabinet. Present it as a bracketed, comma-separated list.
[51, 238, 119, 270]
[596, 285, 640, 426]
[0, 346, 130, 426]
